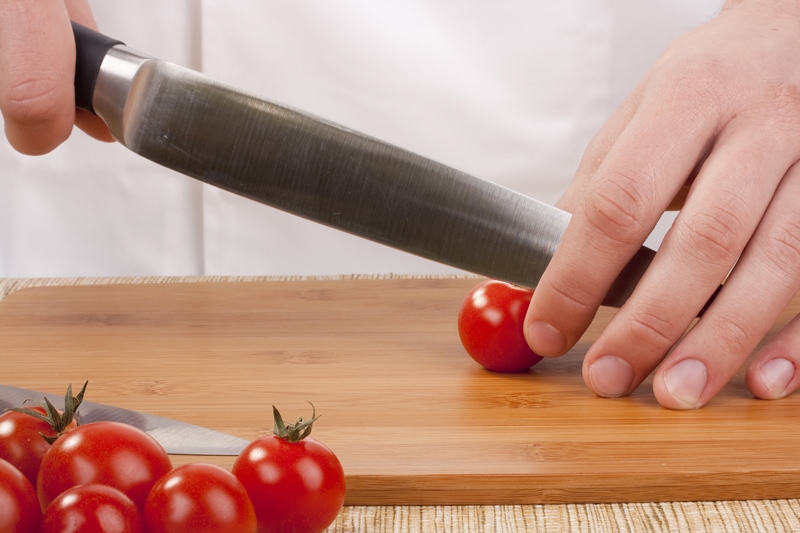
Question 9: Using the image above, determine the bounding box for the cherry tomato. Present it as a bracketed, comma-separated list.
[144, 462, 257, 533]
[41, 484, 144, 533]
[0, 458, 41, 533]
[37, 421, 172, 511]
[0, 406, 78, 487]
[458, 279, 543, 372]
[0, 383, 84, 487]
[232, 406, 346, 533]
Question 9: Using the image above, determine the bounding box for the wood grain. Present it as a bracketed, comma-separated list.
[0, 278, 798, 505]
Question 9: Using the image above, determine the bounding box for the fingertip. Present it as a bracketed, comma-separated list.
[747, 357, 796, 400]
[524, 320, 567, 357]
[524, 263, 600, 359]
[584, 355, 635, 398]
[654, 359, 709, 410]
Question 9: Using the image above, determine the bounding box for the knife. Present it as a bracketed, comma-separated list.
[0, 383, 250, 456]
[72, 22, 657, 308]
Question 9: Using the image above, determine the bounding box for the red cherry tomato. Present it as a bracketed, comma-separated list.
[458, 279, 543, 372]
[37, 421, 172, 511]
[0, 406, 78, 487]
[144, 463, 257, 533]
[232, 406, 346, 533]
[41, 484, 144, 533]
[0, 458, 41, 533]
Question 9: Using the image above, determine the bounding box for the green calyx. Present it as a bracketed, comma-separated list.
[272, 402, 320, 443]
[8, 381, 87, 444]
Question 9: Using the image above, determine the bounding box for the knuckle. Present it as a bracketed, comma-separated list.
[767, 82, 800, 125]
[625, 308, 680, 350]
[657, 53, 729, 114]
[583, 170, 655, 247]
[675, 202, 746, 266]
[546, 279, 597, 315]
[710, 315, 752, 355]
[1, 75, 63, 127]
[761, 218, 800, 278]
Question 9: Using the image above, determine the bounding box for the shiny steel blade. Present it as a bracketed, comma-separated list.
[77, 27, 659, 306]
[0, 384, 249, 456]
[93, 46, 570, 292]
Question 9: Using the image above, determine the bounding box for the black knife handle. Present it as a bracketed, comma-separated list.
[72, 22, 124, 113]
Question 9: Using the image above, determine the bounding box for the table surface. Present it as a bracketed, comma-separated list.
[2, 275, 799, 533]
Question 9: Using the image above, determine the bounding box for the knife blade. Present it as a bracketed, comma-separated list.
[72, 22, 656, 307]
[0, 384, 250, 456]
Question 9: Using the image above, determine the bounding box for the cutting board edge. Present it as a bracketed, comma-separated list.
[343, 471, 800, 505]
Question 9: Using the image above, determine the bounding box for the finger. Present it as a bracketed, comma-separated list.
[525, 79, 716, 358]
[735, 158, 800, 402]
[746, 311, 800, 401]
[64, 0, 96, 25]
[653, 156, 800, 408]
[75, 108, 114, 142]
[0, 0, 76, 154]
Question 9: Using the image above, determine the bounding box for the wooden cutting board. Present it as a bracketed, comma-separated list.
[1, 278, 799, 505]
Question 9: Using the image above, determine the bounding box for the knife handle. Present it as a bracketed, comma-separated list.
[72, 22, 124, 113]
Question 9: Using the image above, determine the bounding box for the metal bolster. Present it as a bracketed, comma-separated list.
[92, 46, 153, 145]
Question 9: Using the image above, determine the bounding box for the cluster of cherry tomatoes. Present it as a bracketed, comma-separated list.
[458, 279, 543, 372]
[0, 384, 345, 533]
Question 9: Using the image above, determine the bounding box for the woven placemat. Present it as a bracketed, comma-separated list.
[2, 276, 799, 532]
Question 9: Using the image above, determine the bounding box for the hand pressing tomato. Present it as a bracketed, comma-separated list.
[0, 458, 41, 533]
[458, 279, 543, 372]
[144, 463, 257, 533]
[0, 382, 83, 486]
[232, 405, 345, 533]
[41, 484, 143, 533]
[37, 421, 172, 511]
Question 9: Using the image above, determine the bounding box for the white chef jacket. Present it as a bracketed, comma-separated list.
[0, 0, 723, 277]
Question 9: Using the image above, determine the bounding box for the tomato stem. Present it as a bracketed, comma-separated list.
[272, 402, 320, 442]
[7, 381, 88, 444]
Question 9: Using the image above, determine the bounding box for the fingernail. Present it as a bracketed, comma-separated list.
[587, 355, 635, 398]
[526, 321, 566, 356]
[664, 359, 708, 409]
[759, 358, 795, 398]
